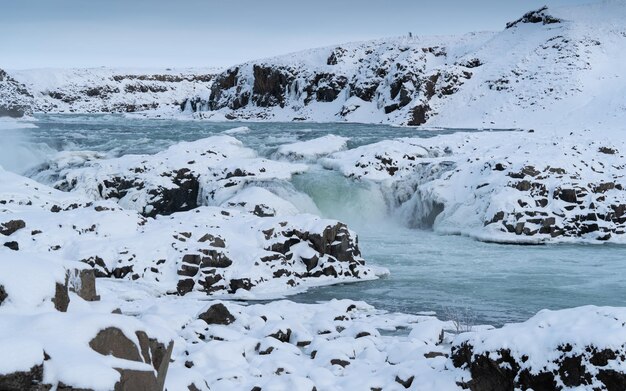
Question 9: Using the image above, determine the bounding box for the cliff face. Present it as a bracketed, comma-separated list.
[10, 68, 217, 115]
[0, 69, 34, 117]
[185, 3, 626, 130]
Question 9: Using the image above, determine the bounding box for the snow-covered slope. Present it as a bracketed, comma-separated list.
[10, 67, 217, 115]
[184, 2, 626, 131]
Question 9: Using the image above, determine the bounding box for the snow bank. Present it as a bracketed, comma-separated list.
[275, 135, 350, 161]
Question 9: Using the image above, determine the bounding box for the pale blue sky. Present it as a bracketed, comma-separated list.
[1, 0, 597, 69]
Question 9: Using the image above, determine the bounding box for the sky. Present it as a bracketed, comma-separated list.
[1, 0, 599, 70]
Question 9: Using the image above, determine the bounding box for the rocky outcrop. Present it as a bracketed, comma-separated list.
[451, 306, 626, 391]
[0, 69, 33, 117]
[192, 50, 472, 125]
[2, 162, 381, 297]
[9, 68, 215, 114]
[506, 6, 561, 29]
[323, 131, 626, 243]
[175, 218, 370, 296]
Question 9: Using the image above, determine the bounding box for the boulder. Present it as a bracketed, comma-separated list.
[198, 303, 236, 325]
[0, 219, 26, 236]
[89, 327, 174, 391]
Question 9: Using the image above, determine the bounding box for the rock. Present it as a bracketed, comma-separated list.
[395, 375, 415, 388]
[113, 369, 159, 391]
[198, 234, 226, 248]
[177, 278, 195, 295]
[451, 307, 626, 391]
[0, 219, 26, 236]
[89, 327, 173, 391]
[0, 364, 47, 391]
[506, 6, 562, 29]
[330, 359, 350, 368]
[198, 303, 236, 325]
[268, 329, 292, 343]
[53, 281, 70, 312]
[408, 104, 431, 126]
[69, 269, 100, 301]
[251, 65, 294, 108]
[0, 284, 7, 305]
[89, 327, 142, 361]
[199, 250, 232, 268]
[3, 241, 19, 251]
[229, 278, 252, 292]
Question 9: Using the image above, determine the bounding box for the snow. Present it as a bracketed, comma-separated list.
[9, 67, 219, 116]
[275, 135, 350, 161]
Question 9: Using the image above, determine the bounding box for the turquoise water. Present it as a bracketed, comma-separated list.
[5, 114, 626, 325]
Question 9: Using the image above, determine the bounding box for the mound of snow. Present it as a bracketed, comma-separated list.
[275, 135, 350, 161]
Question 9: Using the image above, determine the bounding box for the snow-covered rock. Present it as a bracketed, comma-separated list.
[1, 165, 383, 297]
[451, 306, 626, 391]
[44, 135, 308, 217]
[322, 129, 626, 243]
[10, 67, 217, 115]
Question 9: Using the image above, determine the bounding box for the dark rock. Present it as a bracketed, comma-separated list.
[4, 241, 19, 251]
[268, 329, 292, 343]
[89, 327, 142, 362]
[451, 341, 625, 391]
[408, 104, 431, 126]
[301, 254, 319, 272]
[0, 364, 48, 391]
[53, 281, 70, 312]
[229, 278, 253, 292]
[177, 278, 195, 295]
[327, 47, 347, 65]
[330, 359, 350, 368]
[506, 6, 561, 29]
[252, 65, 294, 108]
[198, 303, 235, 325]
[557, 188, 578, 203]
[0, 219, 26, 236]
[395, 375, 415, 388]
[89, 327, 173, 391]
[198, 234, 226, 248]
[113, 369, 158, 391]
[599, 147, 617, 155]
[0, 284, 7, 305]
[200, 250, 232, 268]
